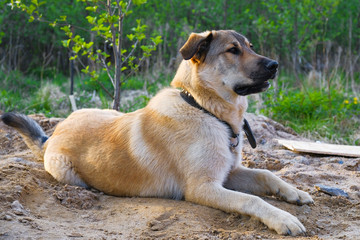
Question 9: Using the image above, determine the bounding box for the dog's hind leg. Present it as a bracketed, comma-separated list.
[44, 152, 88, 188]
[223, 166, 313, 205]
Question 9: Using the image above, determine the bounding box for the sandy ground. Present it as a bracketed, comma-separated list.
[0, 112, 359, 240]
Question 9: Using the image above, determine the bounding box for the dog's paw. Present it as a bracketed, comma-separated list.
[278, 186, 314, 205]
[263, 209, 306, 236]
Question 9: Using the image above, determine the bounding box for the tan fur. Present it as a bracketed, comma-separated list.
[40, 30, 312, 235]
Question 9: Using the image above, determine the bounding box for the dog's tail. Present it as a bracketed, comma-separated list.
[1, 112, 48, 160]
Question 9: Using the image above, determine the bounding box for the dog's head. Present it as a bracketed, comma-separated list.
[176, 30, 278, 96]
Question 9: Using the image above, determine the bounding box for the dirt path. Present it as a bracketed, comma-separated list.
[0, 113, 359, 239]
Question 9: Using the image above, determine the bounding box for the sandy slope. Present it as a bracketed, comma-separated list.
[0, 113, 359, 239]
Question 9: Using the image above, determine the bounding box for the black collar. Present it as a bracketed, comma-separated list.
[180, 89, 257, 149]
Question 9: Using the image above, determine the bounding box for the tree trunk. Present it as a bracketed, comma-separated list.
[348, 13, 357, 94]
[223, 0, 227, 28]
[111, 0, 125, 111]
[292, 7, 300, 83]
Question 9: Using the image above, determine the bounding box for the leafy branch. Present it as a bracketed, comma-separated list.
[9, 0, 162, 110]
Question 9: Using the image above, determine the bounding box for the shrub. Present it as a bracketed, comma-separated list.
[258, 87, 360, 145]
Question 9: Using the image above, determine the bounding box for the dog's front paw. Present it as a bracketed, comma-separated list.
[278, 186, 314, 205]
[263, 208, 306, 236]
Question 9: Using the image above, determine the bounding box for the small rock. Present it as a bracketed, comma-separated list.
[314, 184, 349, 198]
[147, 220, 162, 231]
[295, 156, 310, 165]
[344, 159, 360, 171]
[19, 219, 29, 224]
[356, 192, 360, 199]
[4, 215, 13, 221]
[11, 200, 27, 216]
[67, 232, 83, 237]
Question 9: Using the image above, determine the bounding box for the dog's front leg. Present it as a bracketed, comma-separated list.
[224, 166, 313, 205]
[185, 182, 306, 236]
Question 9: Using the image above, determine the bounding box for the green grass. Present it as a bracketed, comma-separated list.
[248, 73, 360, 145]
[0, 70, 88, 117]
[0, 70, 173, 117]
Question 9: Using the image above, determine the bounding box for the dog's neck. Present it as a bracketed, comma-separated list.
[171, 61, 247, 135]
[179, 89, 256, 149]
[180, 89, 238, 138]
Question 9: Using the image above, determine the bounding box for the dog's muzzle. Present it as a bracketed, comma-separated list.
[234, 60, 278, 96]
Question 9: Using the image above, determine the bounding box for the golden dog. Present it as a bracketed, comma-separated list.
[2, 30, 313, 236]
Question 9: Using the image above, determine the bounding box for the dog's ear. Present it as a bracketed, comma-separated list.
[180, 32, 213, 62]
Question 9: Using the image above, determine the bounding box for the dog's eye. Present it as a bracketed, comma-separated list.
[227, 47, 240, 55]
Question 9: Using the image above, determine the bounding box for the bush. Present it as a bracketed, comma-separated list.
[258, 85, 360, 145]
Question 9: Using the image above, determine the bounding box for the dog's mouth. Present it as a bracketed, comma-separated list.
[234, 81, 271, 96]
[234, 69, 277, 96]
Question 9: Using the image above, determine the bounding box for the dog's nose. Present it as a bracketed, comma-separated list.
[265, 60, 278, 71]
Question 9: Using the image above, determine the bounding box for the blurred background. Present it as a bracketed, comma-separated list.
[0, 0, 359, 145]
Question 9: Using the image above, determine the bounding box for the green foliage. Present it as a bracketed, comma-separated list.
[2, 0, 359, 78]
[57, 0, 162, 80]
[8, 0, 162, 110]
[0, 70, 40, 112]
[256, 74, 360, 145]
[121, 76, 144, 90]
